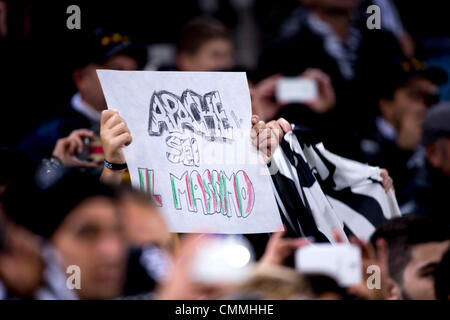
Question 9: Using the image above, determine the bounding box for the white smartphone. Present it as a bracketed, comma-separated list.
[295, 243, 362, 287]
[276, 77, 318, 103]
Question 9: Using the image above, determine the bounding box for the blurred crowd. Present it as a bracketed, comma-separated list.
[0, 0, 449, 300]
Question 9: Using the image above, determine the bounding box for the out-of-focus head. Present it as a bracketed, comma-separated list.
[51, 196, 125, 299]
[73, 28, 148, 111]
[118, 188, 173, 252]
[423, 102, 450, 177]
[302, 0, 360, 14]
[4, 170, 127, 299]
[40, 171, 126, 300]
[379, 59, 446, 131]
[370, 215, 450, 300]
[176, 17, 233, 72]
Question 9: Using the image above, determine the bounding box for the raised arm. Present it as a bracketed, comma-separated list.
[99, 110, 132, 185]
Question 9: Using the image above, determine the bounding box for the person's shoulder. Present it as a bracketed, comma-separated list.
[25, 117, 64, 140]
[408, 160, 434, 193]
[19, 105, 89, 149]
[52, 104, 94, 132]
[31, 109, 80, 135]
[360, 122, 388, 149]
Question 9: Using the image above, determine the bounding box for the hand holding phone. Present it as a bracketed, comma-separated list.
[276, 77, 318, 104]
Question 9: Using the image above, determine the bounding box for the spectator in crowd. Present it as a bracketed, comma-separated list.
[34, 129, 100, 189]
[160, 17, 234, 72]
[370, 215, 450, 300]
[1, 170, 128, 299]
[1, 145, 171, 299]
[280, 0, 415, 58]
[250, 69, 336, 122]
[401, 102, 450, 223]
[46, 173, 127, 299]
[2, 0, 450, 303]
[360, 59, 446, 204]
[19, 28, 147, 165]
[257, 0, 404, 160]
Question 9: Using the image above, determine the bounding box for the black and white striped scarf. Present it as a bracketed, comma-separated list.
[269, 125, 401, 242]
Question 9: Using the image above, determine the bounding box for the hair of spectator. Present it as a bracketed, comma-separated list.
[177, 16, 232, 56]
[118, 184, 157, 208]
[370, 215, 450, 284]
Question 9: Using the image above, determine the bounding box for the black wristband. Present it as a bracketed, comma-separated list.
[104, 159, 127, 171]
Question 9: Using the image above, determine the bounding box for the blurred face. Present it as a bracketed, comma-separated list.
[179, 38, 233, 72]
[383, 78, 438, 129]
[119, 196, 172, 251]
[51, 197, 126, 299]
[399, 241, 450, 300]
[74, 54, 138, 111]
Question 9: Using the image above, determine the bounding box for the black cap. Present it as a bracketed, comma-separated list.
[422, 101, 450, 145]
[73, 28, 148, 70]
[380, 58, 447, 100]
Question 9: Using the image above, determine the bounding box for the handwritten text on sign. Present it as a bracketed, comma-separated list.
[97, 71, 282, 233]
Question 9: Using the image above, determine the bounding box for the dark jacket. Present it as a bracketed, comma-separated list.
[19, 102, 99, 164]
[403, 162, 450, 226]
[360, 119, 415, 205]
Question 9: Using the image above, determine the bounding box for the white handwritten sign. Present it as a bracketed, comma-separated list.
[97, 71, 282, 234]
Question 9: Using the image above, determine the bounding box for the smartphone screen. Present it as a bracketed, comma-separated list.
[276, 77, 318, 103]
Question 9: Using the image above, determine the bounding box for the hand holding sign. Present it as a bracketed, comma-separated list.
[250, 115, 292, 163]
[100, 110, 132, 164]
[97, 71, 282, 234]
[100, 110, 132, 184]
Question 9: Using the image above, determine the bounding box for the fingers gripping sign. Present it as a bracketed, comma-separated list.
[250, 115, 292, 163]
[100, 110, 133, 184]
[100, 110, 132, 165]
